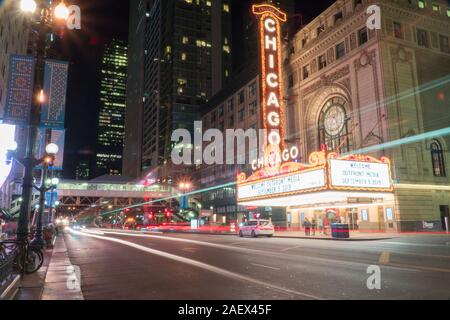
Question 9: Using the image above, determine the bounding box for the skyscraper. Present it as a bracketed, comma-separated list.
[95, 39, 128, 177]
[123, 0, 232, 180]
[122, 0, 152, 179]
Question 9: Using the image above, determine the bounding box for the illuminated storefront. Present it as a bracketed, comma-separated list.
[237, 149, 396, 230]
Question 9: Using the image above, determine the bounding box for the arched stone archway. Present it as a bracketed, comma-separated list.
[303, 84, 353, 154]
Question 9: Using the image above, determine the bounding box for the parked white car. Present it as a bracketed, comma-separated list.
[238, 220, 274, 238]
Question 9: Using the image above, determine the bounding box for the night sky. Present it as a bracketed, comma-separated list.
[60, 0, 336, 179]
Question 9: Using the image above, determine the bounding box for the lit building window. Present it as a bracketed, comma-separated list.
[182, 36, 189, 44]
[223, 45, 230, 54]
[181, 52, 187, 60]
[206, 1, 212, 7]
[447, 8, 450, 17]
[432, 3, 440, 12]
[177, 78, 187, 86]
[418, 0, 426, 9]
[431, 140, 446, 177]
[165, 46, 172, 54]
[223, 3, 230, 13]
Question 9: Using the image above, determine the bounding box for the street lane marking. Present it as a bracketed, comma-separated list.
[390, 251, 450, 260]
[379, 252, 390, 264]
[226, 242, 243, 246]
[72, 229, 323, 300]
[377, 241, 449, 248]
[281, 246, 302, 252]
[250, 263, 281, 271]
[386, 263, 450, 274]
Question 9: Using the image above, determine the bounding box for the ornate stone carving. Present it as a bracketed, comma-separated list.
[327, 47, 335, 64]
[302, 65, 350, 96]
[354, 49, 376, 70]
[338, 77, 351, 95]
[310, 59, 317, 74]
[392, 47, 413, 63]
[349, 33, 357, 51]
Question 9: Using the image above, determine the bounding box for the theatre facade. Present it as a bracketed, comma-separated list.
[236, 0, 450, 232]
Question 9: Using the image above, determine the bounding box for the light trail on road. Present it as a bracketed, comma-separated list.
[70, 229, 324, 300]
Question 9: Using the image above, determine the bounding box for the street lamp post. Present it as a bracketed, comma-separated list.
[30, 143, 59, 247]
[48, 177, 60, 224]
[15, 0, 69, 242]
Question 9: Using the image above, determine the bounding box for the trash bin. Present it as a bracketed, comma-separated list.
[331, 223, 350, 239]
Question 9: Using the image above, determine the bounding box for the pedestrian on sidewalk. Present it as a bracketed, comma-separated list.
[323, 217, 329, 236]
[303, 218, 311, 236]
[317, 217, 324, 235]
[312, 219, 317, 236]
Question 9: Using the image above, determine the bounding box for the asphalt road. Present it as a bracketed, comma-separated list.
[64, 229, 450, 300]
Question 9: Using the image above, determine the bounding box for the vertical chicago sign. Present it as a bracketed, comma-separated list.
[252, 3, 287, 164]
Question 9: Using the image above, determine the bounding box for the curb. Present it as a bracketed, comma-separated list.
[106, 228, 394, 241]
[40, 234, 84, 300]
[0, 274, 20, 300]
[272, 235, 394, 241]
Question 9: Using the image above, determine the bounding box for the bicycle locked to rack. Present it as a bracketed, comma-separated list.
[0, 238, 44, 276]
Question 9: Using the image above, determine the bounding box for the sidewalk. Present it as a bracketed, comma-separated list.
[14, 234, 83, 300]
[13, 248, 53, 300]
[273, 231, 396, 241]
[40, 234, 84, 300]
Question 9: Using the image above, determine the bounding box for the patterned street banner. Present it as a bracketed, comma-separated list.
[35, 128, 66, 170]
[40, 60, 69, 128]
[3, 55, 35, 125]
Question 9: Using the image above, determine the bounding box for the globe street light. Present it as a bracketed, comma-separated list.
[54, 1, 69, 20]
[31, 142, 59, 247]
[20, 0, 37, 13]
[45, 143, 59, 155]
[47, 177, 60, 224]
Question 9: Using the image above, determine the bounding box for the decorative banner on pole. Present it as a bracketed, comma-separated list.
[45, 191, 58, 208]
[35, 128, 66, 170]
[40, 60, 69, 128]
[2, 55, 35, 125]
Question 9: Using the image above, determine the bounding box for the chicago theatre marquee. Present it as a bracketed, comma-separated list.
[237, 1, 450, 233]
